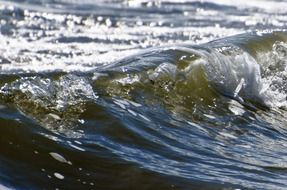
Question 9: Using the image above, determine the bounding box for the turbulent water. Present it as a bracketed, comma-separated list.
[1, 0, 287, 189]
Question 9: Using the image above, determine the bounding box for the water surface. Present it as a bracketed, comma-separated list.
[1, 0, 287, 189]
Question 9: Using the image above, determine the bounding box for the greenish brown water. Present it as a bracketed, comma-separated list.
[1, 1, 287, 189]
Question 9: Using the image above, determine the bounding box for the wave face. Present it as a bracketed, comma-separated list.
[1, 0, 287, 189]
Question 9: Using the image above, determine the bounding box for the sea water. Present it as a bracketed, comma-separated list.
[0, 0, 287, 189]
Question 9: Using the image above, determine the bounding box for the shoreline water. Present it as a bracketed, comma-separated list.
[1, 1, 287, 189]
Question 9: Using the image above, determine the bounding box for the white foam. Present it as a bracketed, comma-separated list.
[197, 0, 287, 13]
[205, 48, 269, 106]
[0, 184, 14, 190]
[228, 100, 245, 116]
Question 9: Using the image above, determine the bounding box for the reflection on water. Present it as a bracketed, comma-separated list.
[0, 0, 287, 189]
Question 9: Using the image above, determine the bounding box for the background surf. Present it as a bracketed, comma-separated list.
[1, 0, 287, 189]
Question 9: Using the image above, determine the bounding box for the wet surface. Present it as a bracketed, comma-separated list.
[1, 0, 287, 189]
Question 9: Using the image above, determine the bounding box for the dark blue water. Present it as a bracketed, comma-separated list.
[1, 0, 287, 189]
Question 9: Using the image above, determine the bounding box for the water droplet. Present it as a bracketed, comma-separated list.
[78, 119, 85, 124]
[54, 172, 64, 180]
[49, 152, 72, 165]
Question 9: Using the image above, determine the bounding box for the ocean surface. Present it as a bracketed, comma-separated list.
[0, 0, 287, 189]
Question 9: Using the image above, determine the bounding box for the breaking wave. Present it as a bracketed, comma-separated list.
[1, 16, 287, 188]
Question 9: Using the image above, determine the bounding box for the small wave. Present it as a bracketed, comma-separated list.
[2, 1, 287, 189]
[2, 30, 287, 189]
[92, 31, 287, 110]
[1, 31, 287, 133]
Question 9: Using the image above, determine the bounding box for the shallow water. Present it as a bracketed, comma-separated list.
[1, 0, 287, 189]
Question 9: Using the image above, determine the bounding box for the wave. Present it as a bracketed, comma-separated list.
[1, 26, 287, 190]
[0, 31, 286, 137]
[2, 0, 287, 189]
[93, 30, 287, 109]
